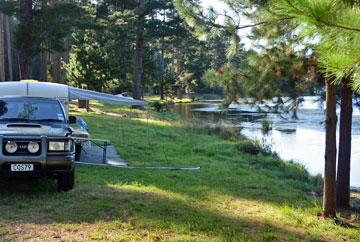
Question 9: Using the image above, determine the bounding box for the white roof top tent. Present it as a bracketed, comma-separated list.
[0, 81, 69, 98]
[0, 82, 146, 115]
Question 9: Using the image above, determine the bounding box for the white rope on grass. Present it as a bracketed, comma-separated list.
[75, 161, 201, 170]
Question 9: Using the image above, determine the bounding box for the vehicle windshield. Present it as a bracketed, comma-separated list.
[0, 97, 66, 123]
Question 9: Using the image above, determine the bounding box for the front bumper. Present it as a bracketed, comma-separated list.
[0, 135, 75, 178]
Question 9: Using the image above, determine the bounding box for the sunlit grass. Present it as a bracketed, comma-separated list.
[131, 118, 173, 126]
[145, 95, 193, 103]
[0, 102, 358, 241]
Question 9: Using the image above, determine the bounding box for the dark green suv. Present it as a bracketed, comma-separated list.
[0, 96, 75, 191]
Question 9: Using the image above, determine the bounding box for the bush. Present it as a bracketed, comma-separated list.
[309, 173, 323, 189]
[182, 121, 240, 141]
[150, 101, 169, 112]
[237, 140, 261, 155]
[213, 125, 240, 140]
[282, 161, 310, 182]
[259, 137, 277, 156]
[261, 119, 272, 134]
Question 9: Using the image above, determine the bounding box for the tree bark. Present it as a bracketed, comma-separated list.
[48, 0, 64, 84]
[78, 99, 89, 111]
[40, 52, 48, 82]
[133, 0, 145, 100]
[5, 15, 13, 81]
[159, 10, 166, 100]
[160, 48, 165, 100]
[52, 53, 64, 83]
[19, 0, 33, 79]
[63, 36, 71, 63]
[176, 47, 184, 99]
[336, 79, 353, 208]
[0, 13, 5, 82]
[19, 55, 32, 79]
[323, 77, 337, 218]
[133, 30, 144, 99]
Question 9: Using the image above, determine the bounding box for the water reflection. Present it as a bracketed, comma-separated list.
[174, 98, 360, 187]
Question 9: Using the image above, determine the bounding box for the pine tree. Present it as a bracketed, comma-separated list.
[0, 0, 85, 79]
[5, 15, 13, 81]
[337, 79, 353, 208]
[0, 12, 5, 81]
[269, 0, 360, 217]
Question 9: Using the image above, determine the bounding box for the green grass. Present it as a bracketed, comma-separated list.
[0, 102, 359, 241]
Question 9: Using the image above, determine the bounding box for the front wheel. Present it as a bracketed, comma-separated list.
[57, 169, 75, 192]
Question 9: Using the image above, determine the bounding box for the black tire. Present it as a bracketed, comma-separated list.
[75, 144, 82, 161]
[57, 169, 75, 192]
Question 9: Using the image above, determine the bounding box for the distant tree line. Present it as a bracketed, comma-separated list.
[0, 0, 233, 99]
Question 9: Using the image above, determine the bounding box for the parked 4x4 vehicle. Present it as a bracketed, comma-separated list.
[0, 96, 76, 191]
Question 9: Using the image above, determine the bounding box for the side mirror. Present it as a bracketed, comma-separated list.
[69, 115, 77, 124]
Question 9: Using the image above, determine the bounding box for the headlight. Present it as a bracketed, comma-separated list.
[49, 140, 72, 151]
[28, 141, 40, 153]
[5, 141, 17, 153]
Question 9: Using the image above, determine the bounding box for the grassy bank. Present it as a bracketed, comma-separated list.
[0, 103, 359, 241]
[145, 96, 194, 104]
[145, 93, 223, 103]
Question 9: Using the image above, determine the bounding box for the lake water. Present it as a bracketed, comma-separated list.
[174, 97, 360, 188]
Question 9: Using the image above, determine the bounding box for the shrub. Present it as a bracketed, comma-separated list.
[182, 121, 241, 141]
[150, 101, 169, 112]
[259, 137, 277, 156]
[282, 161, 310, 182]
[213, 125, 240, 140]
[309, 173, 323, 189]
[237, 140, 260, 155]
[261, 119, 272, 134]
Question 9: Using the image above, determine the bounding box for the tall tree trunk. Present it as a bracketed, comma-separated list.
[323, 77, 337, 218]
[49, 0, 64, 84]
[63, 36, 71, 63]
[19, 55, 32, 79]
[160, 48, 165, 100]
[0, 13, 5, 82]
[133, 0, 145, 100]
[336, 79, 353, 208]
[52, 53, 64, 83]
[5, 15, 13, 81]
[159, 10, 166, 100]
[133, 30, 144, 99]
[19, 0, 33, 79]
[40, 52, 48, 82]
[176, 47, 184, 99]
[291, 96, 298, 119]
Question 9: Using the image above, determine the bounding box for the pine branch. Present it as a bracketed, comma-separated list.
[285, 0, 360, 33]
[178, 0, 291, 32]
[199, 14, 292, 31]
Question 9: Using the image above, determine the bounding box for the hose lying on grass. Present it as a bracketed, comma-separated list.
[75, 161, 201, 170]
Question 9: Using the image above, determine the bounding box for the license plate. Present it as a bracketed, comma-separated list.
[10, 164, 34, 172]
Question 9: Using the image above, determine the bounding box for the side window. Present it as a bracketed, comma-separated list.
[56, 99, 67, 121]
[57, 108, 65, 121]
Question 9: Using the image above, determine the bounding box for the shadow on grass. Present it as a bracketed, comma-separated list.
[336, 194, 360, 225]
[0, 111, 330, 240]
[0, 178, 309, 241]
[81, 114, 321, 208]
